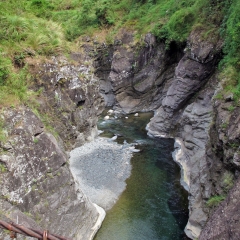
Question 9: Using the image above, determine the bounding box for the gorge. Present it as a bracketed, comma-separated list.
[1, 5, 240, 239]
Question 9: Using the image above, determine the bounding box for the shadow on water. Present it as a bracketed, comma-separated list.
[94, 111, 189, 240]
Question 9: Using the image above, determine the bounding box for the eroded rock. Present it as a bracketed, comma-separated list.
[0, 107, 102, 240]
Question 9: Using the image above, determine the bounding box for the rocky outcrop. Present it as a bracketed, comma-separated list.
[94, 28, 239, 239]
[29, 54, 104, 149]
[95, 31, 183, 113]
[142, 30, 240, 239]
[199, 177, 240, 240]
[171, 76, 218, 239]
[147, 31, 221, 137]
[0, 107, 101, 239]
[198, 92, 240, 240]
[0, 51, 105, 239]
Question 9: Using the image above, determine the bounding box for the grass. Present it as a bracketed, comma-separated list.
[206, 195, 225, 208]
[0, 0, 239, 109]
[0, 0, 223, 146]
[222, 172, 234, 192]
[0, 163, 7, 173]
[0, 1, 69, 111]
[0, 115, 7, 143]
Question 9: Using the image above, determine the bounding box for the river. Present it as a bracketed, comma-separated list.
[94, 111, 189, 240]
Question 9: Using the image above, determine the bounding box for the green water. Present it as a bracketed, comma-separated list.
[95, 112, 189, 240]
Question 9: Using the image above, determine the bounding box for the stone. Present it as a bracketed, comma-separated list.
[199, 177, 240, 240]
[0, 107, 102, 240]
[108, 109, 114, 114]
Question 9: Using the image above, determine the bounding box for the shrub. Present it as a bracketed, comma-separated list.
[222, 172, 234, 192]
[206, 195, 225, 208]
[0, 55, 11, 86]
[158, 8, 195, 44]
[0, 163, 7, 173]
[220, 0, 240, 101]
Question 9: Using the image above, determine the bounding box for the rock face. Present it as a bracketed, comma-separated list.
[0, 28, 239, 240]
[199, 177, 240, 240]
[94, 29, 240, 239]
[147, 31, 221, 137]
[0, 107, 100, 239]
[0, 51, 105, 239]
[198, 93, 240, 239]
[30, 54, 105, 149]
[95, 31, 183, 113]
[171, 77, 217, 239]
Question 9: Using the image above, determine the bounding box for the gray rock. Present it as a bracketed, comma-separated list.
[0, 107, 101, 240]
[199, 177, 240, 240]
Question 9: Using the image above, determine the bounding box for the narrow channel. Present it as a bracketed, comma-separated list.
[94, 111, 189, 240]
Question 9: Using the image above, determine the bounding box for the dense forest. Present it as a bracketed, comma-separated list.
[0, 0, 239, 110]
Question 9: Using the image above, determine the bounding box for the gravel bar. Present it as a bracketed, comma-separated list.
[70, 137, 135, 210]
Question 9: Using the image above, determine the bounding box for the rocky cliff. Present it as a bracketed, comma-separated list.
[1, 28, 239, 240]
[94, 29, 240, 239]
[0, 51, 105, 239]
[95, 30, 183, 113]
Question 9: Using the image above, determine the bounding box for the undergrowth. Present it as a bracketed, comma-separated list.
[206, 195, 225, 208]
[0, 0, 240, 110]
[219, 0, 240, 101]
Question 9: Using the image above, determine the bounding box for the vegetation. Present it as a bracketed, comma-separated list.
[0, 0, 239, 109]
[222, 171, 234, 192]
[220, 0, 240, 100]
[0, 118, 5, 143]
[206, 195, 225, 208]
[0, 163, 7, 173]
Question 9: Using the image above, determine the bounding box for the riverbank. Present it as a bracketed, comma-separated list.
[69, 137, 136, 210]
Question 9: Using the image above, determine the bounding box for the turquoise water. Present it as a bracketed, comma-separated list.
[95, 112, 189, 240]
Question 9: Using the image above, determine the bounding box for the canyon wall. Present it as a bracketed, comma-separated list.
[0, 53, 105, 239]
[94, 30, 240, 239]
[1, 29, 239, 240]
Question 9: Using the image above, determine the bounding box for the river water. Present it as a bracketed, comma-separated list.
[94, 111, 189, 240]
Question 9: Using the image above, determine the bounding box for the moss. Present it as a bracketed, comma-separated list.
[206, 195, 225, 208]
[0, 163, 7, 173]
[222, 172, 234, 192]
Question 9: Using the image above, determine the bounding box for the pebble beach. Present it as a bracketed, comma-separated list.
[70, 137, 135, 210]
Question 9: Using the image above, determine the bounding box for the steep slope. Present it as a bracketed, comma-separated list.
[0, 51, 105, 239]
[94, 29, 239, 239]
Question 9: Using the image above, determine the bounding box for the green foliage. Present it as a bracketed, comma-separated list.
[220, 0, 240, 101]
[0, 163, 7, 173]
[221, 122, 228, 129]
[206, 195, 225, 208]
[154, 7, 195, 45]
[0, 64, 29, 107]
[222, 172, 234, 192]
[0, 117, 7, 143]
[0, 55, 11, 86]
[0, 0, 240, 105]
[227, 105, 235, 112]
